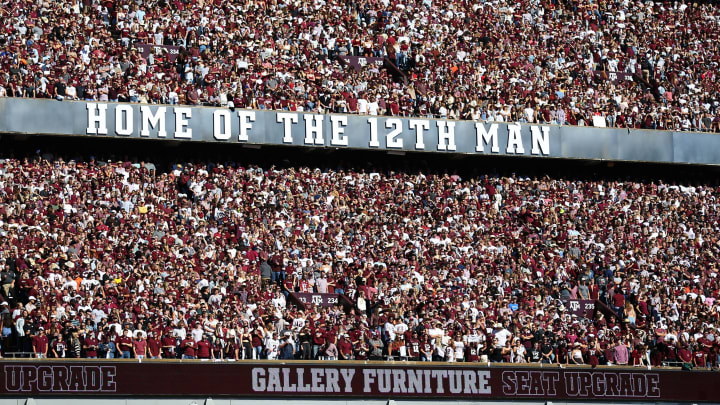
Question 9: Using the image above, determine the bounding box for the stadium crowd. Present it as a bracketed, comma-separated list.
[0, 0, 719, 132]
[0, 155, 719, 369]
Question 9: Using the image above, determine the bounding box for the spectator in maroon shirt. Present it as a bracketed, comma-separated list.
[161, 332, 177, 359]
[32, 328, 48, 359]
[84, 332, 99, 359]
[407, 332, 421, 361]
[664, 338, 679, 363]
[147, 332, 162, 359]
[133, 334, 147, 360]
[678, 344, 693, 366]
[251, 328, 264, 360]
[338, 334, 353, 360]
[312, 329, 326, 360]
[694, 349, 708, 369]
[631, 344, 646, 366]
[180, 337, 196, 359]
[612, 290, 626, 316]
[196, 335, 212, 360]
[118, 331, 133, 359]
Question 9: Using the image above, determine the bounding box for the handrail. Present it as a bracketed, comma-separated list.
[2, 352, 39, 358]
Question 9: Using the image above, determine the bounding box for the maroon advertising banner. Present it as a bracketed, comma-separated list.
[135, 44, 182, 62]
[562, 299, 596, 319]
[339, 56, 385, 72]
[289, 292, 341, 307]
[0, 361, 718, 402]
[287, 293, 355, 311]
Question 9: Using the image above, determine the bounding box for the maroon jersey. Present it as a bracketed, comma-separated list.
[118, 336, 132, 352]
[407, 338, 420, 357]
[147, 337, 161, 357]
[467, 346, 480, 362]
[162, 336, 176, 358]
[181, 338, 196, 357]
[84, 337, 98, 357]
[196, 340, 212, 358]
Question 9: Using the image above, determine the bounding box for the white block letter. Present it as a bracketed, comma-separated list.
[277, 113, 299, 143]
[530, 126, 550, 155]
[86, 103, 108, 135]
[115, 105, 133, 136]
[213, 110, 232, 140]
[252, 368, 266, 391]
[385, 118, 403, 148]
[238, 110, 256, 142]
[173, 107, 192, 139]
[409, 120, 429, 150]
[304, 114, 324, 145]
[340, 369, 355, 393]
[431, 370, 448, 393]
[475, 123, 499, 153]
[392, 369, 408, 393]
[462, 370, 478, 394]
[363, 369, 377, 393]
[330, 115, 349, 146]
[140, 106, 166, 137]
[477, 371, 491, 394]
[506, 123, 525, 154]
[311, 368, 324, 393]
[368, 118, 379, 147]
[267, 368, 282, 392]
[437, 121, 457, 151]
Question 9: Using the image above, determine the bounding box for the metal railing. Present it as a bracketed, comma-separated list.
[3, 352, 40, 359]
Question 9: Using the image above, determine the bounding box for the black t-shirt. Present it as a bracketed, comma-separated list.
[55, 83, 67, 96]
[542, 344, 554, 358]
[489, 347, 504, 362]
[529, 349, 542, 362]
[319, 94, 331, 108]
[299, 332, 312, 344]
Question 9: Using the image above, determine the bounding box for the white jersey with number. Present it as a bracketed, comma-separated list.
[265, 338, 279, 360]
[454, 341, 465, 361]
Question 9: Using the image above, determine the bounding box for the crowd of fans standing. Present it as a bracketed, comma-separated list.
[0, 155, 718, 368]
[0, 0, 719, 131]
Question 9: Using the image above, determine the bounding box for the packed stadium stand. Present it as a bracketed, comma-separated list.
[0, 134, 717, 371]
[0, 0, 719, 131]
